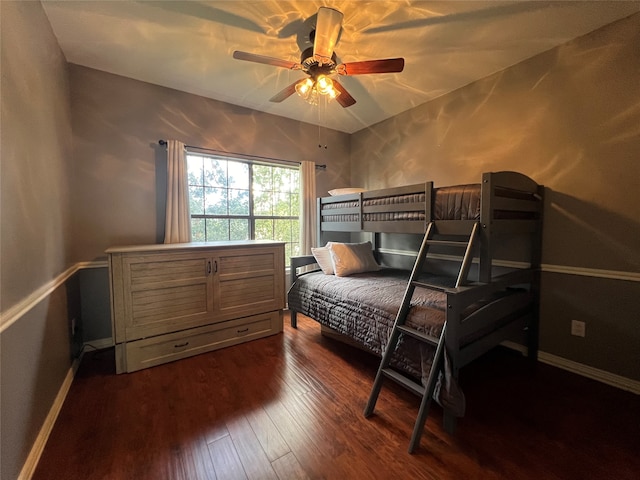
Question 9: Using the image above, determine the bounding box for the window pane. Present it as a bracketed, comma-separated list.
[291, 193, 300, 216]
[187, 156, 204, 186]
[253, 165, 273, 191]
[273, 167, 289, 192]
[189, 186, 205, 215]
[255, 219, 273, 240]
[230, 219, 249, 241]
[204, 158, 228, 187]
[229, 188, 249, 215]
[206, 218, 229, 241]
[228, 161, 249, 189]
[205, 187, 228, 215]
[274, 192, 291, 216]
[274, 219, 292, 242]
[286, 243, 299, 262]
[254, 190, 272, 216]
[191, 218, 206, 242]
[289, 169, 299, 191]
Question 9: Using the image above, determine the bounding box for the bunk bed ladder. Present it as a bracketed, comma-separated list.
[363, 220, 480, 453]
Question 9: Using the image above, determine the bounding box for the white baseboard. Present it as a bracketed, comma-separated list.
[18, 359, 80, 480]
[502, 341, 640, 395]
[538, 351, 640, 394]
[17, 336, 113, 479]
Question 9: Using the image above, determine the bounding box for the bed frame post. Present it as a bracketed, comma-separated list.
[289, 255, 319, 328]
[316, 197, 322, 246]
[479, 173, 493, 283]
[527, 184, 545, 362]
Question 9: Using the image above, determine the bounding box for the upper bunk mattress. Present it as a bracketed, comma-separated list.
[321, 184, 481, 224]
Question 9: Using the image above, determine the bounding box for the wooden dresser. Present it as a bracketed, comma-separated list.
[106, 241, 285, 373]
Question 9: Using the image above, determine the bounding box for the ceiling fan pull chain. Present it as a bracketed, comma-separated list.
[318, 107, 322, 148]
[318, 99, 328, 149]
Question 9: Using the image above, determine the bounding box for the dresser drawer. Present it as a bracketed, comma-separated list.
[121, 311, 282, 373]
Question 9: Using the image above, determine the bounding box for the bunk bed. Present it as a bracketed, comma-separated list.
[287, 171, 543, 428]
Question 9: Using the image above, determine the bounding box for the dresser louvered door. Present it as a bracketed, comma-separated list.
[214, 246, 285, 321]
[121, 252, 214, 341]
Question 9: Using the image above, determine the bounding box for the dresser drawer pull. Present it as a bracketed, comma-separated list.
[237, 328, 249, 334]
[174, 342, 189, 348]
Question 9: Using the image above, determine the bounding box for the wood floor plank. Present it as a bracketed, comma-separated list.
[208, 435, 247, 480]
[271, 452, 309, 480]
[262, 397, 345, 478]
[32, 312, 640, 480]
[244, 406, 291, 462]
[225, 414, 279, 480]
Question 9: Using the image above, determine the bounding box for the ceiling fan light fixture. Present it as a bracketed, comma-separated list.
[317, 75, 341, 100]
[295, 75, 340, 105]
[295, 77, 314, 98]
[315, 75, 332, 94]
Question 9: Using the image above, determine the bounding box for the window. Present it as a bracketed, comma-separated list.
[187, 153, 300, 261]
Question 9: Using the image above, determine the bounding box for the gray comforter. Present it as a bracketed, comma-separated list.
[288, 268, 466, 416]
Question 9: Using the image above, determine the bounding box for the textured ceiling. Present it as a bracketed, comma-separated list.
[42, 1, 640, 133]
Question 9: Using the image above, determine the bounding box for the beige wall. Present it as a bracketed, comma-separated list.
[69, 66, 352, 262]
[351, 14, 640, 380]
[0, 2, 76, 479]
[1, 2, 74, 308]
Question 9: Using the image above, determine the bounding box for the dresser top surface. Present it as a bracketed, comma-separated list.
[106, 240, 285, 254]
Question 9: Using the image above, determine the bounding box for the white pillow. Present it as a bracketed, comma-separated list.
[328, 187, 365, 196]
[328, 241, 380, 277]
[311, 246, 334, 275]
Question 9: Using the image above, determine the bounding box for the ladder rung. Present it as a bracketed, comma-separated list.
[381, 368, 425, 396]
[427, 239, 470, 247]
[411, 280, 454, 292]
[396, 325, 440, 346]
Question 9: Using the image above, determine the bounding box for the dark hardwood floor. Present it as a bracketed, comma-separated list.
[34, 313, 639, 480]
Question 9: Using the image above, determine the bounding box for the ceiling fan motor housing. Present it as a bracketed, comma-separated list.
[301, 46, 337, 77]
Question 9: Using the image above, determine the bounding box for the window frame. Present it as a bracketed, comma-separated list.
[186, 151, 300, 259]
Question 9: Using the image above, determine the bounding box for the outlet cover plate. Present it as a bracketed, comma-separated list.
[571, 320, 586, 337]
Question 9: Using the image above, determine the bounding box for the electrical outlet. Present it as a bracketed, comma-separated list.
[571, 320, 586, 337]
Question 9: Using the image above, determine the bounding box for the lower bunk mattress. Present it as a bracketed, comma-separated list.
[288, 269, 446, 380]
[288, 268, 529, 416]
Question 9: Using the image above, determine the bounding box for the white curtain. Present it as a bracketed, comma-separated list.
[164, 140, 192, 243]
[300, 161, 317, 254]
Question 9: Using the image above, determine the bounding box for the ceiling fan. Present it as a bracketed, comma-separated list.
[232, 7, 405, 108]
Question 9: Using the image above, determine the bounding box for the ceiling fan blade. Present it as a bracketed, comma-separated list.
[332, 79, 356, 108]
[313, 7, 343, 64]
[337, 58, 405, 76]
[233, 51, 300, 70]
[269, 81, 299, 103]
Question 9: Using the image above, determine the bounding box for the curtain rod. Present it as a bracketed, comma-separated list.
[158, 140, 326, 170]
